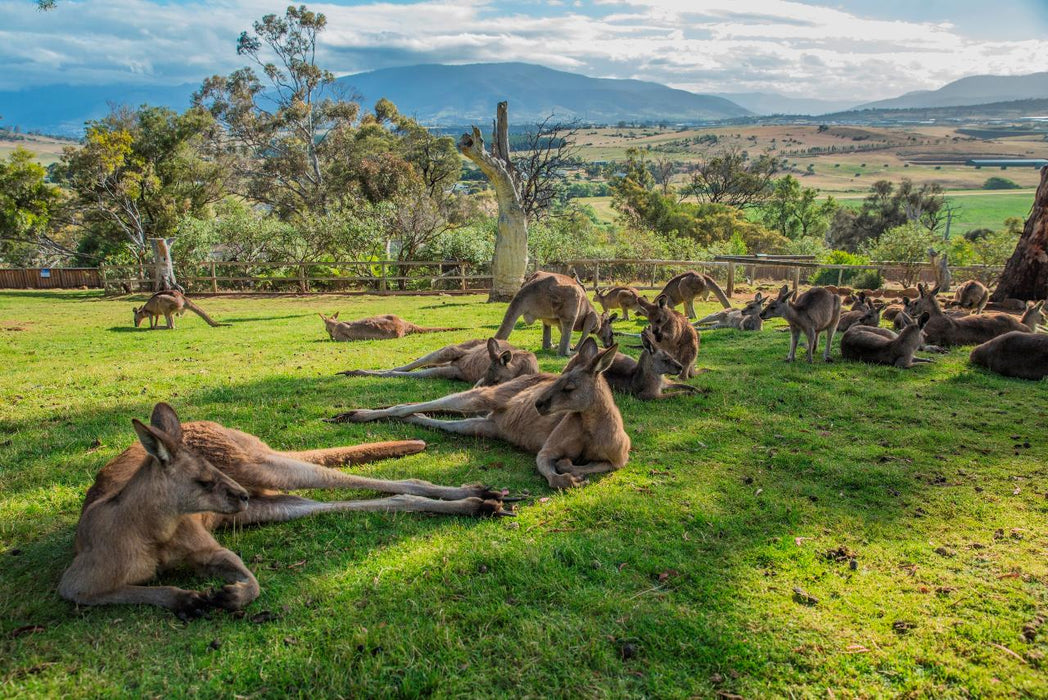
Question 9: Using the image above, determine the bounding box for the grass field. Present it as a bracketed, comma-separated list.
[1, 290, 1047, 697]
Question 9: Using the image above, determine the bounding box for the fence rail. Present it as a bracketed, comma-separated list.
[0, 257, 1004, 295]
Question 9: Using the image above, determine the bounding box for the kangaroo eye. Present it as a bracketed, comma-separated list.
[196, 479, 215, 489]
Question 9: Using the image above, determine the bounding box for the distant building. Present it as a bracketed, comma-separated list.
[967, 158, 1048, 168]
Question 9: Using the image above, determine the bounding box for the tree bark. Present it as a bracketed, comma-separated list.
[991, 167, 1048, 302]
[458, 103, 528, 302]
[150, 237, 183, 293]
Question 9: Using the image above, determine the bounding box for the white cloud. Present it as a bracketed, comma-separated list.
[0, 0, 1046, 101]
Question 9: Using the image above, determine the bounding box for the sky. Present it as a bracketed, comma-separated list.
[2, 0, 1048, 100]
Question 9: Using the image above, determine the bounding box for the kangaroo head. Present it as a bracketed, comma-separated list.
[759, 285, 794, 320]
[913, 284, 942, 316]
[475, 338, 522, 387]
[642, 295, 676, 340]
[641, 327, 682, 376]
[319, 312, 343, 339]
[132, 306, 146, 327]
[1021, 300, 1046, 328]
[132, 403, 248, 516]
[534, 343, 617, 416]
[742, 293, 765, 316]
[596, 312, 618, 348]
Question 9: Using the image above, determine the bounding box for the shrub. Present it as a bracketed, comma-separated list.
[809, 249, 871, 285]
[850, 269, 882, 290]
[982, 176, 1021, 190]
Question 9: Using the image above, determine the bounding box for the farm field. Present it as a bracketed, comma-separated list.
[0, 134, 74, 167]
[1, 290, 1046, 697]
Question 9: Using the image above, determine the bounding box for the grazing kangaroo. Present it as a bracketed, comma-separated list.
[566, 331, 698, 400]
[658, 271, 732, 319]
[593, 285, 647, 321]
[59, 404, 513, 618]
[339, 337, 538, 387]
[912, 284, 1029, 346]
[759, 285, 842, 363]
[970, 331, 1048, 380]
[637, 295, 699, 379]
[495, 271, 601, 356]
[133, 291, 226, 329]
[328, 344, 630, 490]
[840, 313, 933, 368]
[948, 279, 990, 314]
[837, 297, 883, 333]
[319, 312, 461, 341]
[693, 293, 765, 331]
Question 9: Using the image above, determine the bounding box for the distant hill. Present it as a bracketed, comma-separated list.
[334, 63, 751, 125]
[713, 92, 857, 116]
[819, 98, 1048, 124]
[857, 72, 1048, 111]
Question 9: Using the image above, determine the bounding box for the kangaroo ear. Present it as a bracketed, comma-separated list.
[133, 418, 179, 466]
[917, 312, 930, 329]
[318, 312, 327, 321]
[787, 290, 797, 302]
[589, 343, 618, 374]
[779, 284, 790, 299]
[930, 284, 940, 297]
[754, 292, 763, 302]
[498, 350, 512, 366]
[657, 295, 668, 308]
[486, 337, 500, 359]
[150, 402, 183, 443]
[332, 311, 339, 319]
[576, 336, 599, 362]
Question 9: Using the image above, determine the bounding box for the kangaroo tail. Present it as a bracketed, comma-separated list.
[494, 296, 525, 340]
[411, 326, 465, 334]
[285, 440, 427, 466]
[183, 298, 227, 327]
[703, 274, 732, 309]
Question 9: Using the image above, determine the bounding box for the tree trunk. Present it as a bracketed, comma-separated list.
[458, 102, 528, 302]
[992, 167, 1048, 302]
[149, 237, 183, 293]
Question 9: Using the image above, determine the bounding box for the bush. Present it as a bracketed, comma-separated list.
[982, 176, 1021, 190]
[850, 269, 882, 290]
[809, 249, 871, 285]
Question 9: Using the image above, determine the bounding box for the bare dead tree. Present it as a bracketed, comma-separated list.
[513, 116, 581, 220]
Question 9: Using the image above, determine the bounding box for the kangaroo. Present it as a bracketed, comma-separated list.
[948, 279, 990, 314]
[636, 295, 699, 379]
[339, 338, 538, 387]
[495, 271, 601, 356]
[59, 403, 513, 618]
[840, 313, 933, 368]
[970, 331, 1048, 380]
[658, 271, 732, 319]
[566, 331, 698, 400]
[693, 293, 765, 331]
[593, 285, 647, 321]
[912, 284, 1029, 346]
[328, 344, 630, 490]
[837, 298, 883, 333]
[319, 312, 461, 341]
[1020, 300, 1048, 332]
[133, 291, 226, 329]
[759, 285, 842, 363]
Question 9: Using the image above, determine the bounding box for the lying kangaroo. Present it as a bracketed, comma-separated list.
[339, 338, 538, 387]
[637, 295, 699, 379]
[837, 297, 883, 333]
[912, 284, 1029, 347]
[948, 279, 990, 314]
[840, 313, 933, 368]
[328, 344, 630, 490]
[566, 331, 698, 400]
[495, 271, 601, 356]
[319, 312, 460, 341]
[658, 271, 731, 319]
[970, 331, 1048, 380]
[593, 285, 647, 321]
[133, 291, 226, 329]
[693, 293, 765, 331]
[759, 284, 842, 363]
[59, 403, 512, 618]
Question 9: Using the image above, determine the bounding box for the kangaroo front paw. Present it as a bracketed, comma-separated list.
[173, 590, 211, 621]
[207, 582, 259, 611]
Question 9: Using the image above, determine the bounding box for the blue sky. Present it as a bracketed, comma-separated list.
[2, 0, 1047, 99]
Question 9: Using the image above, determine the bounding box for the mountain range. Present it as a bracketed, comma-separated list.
[856, 72, 1048, 111]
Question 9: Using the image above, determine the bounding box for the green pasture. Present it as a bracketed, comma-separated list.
[1, 290, 1046, 697]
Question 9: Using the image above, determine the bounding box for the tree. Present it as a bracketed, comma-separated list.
[828, 178, 944, 251]
[863, 222, 937, 287]
[683, 146, 779, 208]
[991, 168, 1048, 302]
[760, 175, 836, 240]
[513, 117, 580, 220]
[0, 147, 68, 264]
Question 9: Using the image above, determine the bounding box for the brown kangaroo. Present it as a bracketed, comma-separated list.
[837, 297, 883, 333]
[339, 337, 538, 387]
[658, 271, 732, 319]
[693, 293, 765, 331]
[566, 331, 698, 400]
[840, 313, 933, 368]
[133, 291, 226, 329]
[319, 312, 461, 341]
[637, 295, 699, 379]
[59, 403, 513, 618]
[912, 284, 1029, 346]
[948, 279, 990, 314]
[495, 271, 601, 356]
[328, 344, 631, 490]
[593, 285, 647, 321]
[970, 331, 1048, 380]
[759, 284, 842, 363]
[1020, 300, 1048, 331]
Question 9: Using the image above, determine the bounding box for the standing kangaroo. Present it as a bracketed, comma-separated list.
[566, 332, 698, 400]
[319, 312, 461, 341]
[970, 331, 1048, 380]
[495, 271, 602, 356]
[328, 344, 630, 490]
[912, 284, 1029, 346]
[658, 271, 732, 319]
[637, 295, 699, 379]
[694, 293, 765, 331]
[133, 291, 226, 329]
[948, 279, 990, 314]
[759, 285, 842, 363]
[59, 403, 513, 618]
[840, 313, 933, 368]
[593, 285, 647, 321]
[339, 337, 538, 387]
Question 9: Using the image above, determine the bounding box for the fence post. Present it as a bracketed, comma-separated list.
[459, 262, 467, 291]
[98, 264, 107, 293]
[378, 263, 387, 293]
[726, 262, 735, 297]
[650, 263, 657, 289]
[209, 261, 218, 294]
[791, 266, 801, 293]
[593, 262, 600, 290]
[836, 268, 843, 287]
[298, 263, 309, 293]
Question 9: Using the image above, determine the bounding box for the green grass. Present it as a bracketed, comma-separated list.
[1, 290, 1046, 697]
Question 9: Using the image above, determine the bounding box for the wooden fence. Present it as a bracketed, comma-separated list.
[0, 267, 102, 289]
